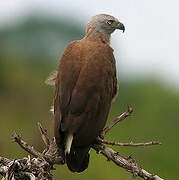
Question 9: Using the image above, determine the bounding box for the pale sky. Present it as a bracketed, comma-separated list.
[0, 0, 178, 88]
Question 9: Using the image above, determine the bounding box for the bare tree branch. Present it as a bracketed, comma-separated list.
[13, 132, 64, 166]
[97, 138, 161, 147]
[0, 155, 52, 180]
[13, 132, 44, 159]
[38, 122, 50, 146]
[93, 143, 163, 180]
[0, 108, 164, 180]
[100, 106, 133, 138]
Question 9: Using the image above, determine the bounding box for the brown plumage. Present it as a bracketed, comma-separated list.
[54, 14, 125, 172]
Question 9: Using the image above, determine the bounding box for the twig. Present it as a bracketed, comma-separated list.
[13, 132, 44, 158]
[12, 131, 64, 165]
[1, 156, 53, 179]
[0, 157, 11, 166]
[38, 122, 50, 146]
[0, 157, 11, 177]
[100, 106, 133, 138]
[37, 123, 65, 165]
[97, 138, 161, 147]
[132, 174, 136, 180]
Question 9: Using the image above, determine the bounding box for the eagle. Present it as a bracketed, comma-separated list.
[53, 14, 125, 172]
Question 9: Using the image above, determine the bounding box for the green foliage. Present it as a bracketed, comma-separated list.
[0, 15, 178, 179]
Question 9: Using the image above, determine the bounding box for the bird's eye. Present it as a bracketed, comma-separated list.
[107, 20, 114, 25]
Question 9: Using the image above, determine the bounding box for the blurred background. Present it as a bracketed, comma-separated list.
[0, 0, 178, 179]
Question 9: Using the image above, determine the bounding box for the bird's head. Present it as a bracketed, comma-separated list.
[86, 14, 125, 36]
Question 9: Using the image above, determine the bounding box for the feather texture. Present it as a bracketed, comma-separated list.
[54, 14, 123, 173]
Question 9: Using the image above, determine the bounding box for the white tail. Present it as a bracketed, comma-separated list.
[65, 133, 73, 154]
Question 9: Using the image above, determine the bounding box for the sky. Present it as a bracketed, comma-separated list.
[0, 0, 178, 88]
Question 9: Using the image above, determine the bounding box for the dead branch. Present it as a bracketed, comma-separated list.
[0, 155, 52, 180]
[13, 132, 64, 166]
[0, 108, 164, 180]
[93, 144, 163, 180]
[97, 138, 161, 147]
[38, 122, 50, 146]
[13, 132, 44, 159]
[100, 106, 133, 138]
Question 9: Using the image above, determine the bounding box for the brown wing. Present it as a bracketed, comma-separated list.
[54, 40, 118, 149]
[54, 41, 82, 148]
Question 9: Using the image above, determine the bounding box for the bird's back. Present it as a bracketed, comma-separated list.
[55, 39, 117, 145]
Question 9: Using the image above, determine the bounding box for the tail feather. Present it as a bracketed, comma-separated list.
[65, 134, 73, 154]
[66, 146, 90, 173]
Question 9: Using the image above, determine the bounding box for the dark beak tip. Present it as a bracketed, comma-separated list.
[121, 24, 125, 33]
[117, 22, 125, 33]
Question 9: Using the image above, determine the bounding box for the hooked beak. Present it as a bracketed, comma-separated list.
[116, 22, 125, 33]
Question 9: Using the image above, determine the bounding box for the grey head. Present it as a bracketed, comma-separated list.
[86, 14, 125, 36]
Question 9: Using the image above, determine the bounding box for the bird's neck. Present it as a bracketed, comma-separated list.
[84, 28, 110, 45]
